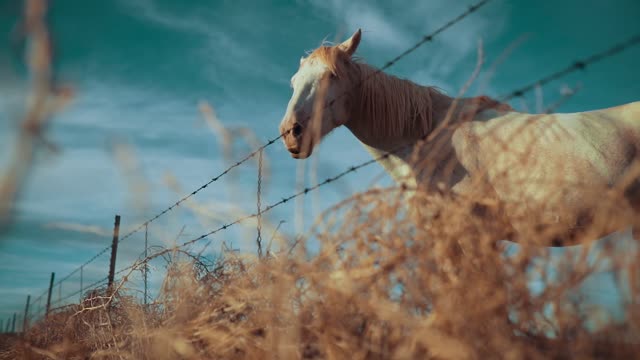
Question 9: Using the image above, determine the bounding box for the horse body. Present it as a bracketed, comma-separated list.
[452, 101, 640, 244]
[279, 28, 640, 246]
[454, 102, 640, 194]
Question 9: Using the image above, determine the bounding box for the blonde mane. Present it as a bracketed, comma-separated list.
[307, 45, 443, 139]
[355, 64, 440, 138]
[306, 44, 514, 141]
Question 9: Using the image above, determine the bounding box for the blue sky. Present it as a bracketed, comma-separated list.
[1, 0, 639, 330]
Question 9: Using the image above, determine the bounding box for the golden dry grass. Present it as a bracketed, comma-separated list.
[3, 183, 640, 359]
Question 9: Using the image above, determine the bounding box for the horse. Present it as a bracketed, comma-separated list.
[278, 28, 640, 248]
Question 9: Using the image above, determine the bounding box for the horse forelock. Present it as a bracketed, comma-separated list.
[305, 45, 362, 78]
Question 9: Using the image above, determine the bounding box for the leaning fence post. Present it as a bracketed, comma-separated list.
[144, 223, 148, 306]
[108, 214, 121, 289]
[22, 295, 30, 334]
[36, 296, 41, 320]
[45, 272, 55, 317]
[79, 265, 84, 302]
[5, 317, 9, 332]
[11, 313, 16, 333]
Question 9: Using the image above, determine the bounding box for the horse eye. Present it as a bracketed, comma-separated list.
[292, 123, 303, 136]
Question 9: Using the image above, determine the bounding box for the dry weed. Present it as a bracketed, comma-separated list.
[5, 181, 639, 359]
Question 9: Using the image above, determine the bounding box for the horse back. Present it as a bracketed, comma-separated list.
[450, 101, 640, 245]
[453, 101, 640, 182]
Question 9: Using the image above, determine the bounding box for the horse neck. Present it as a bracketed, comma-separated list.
[343, 63, 459, 185]
[344, 64, 455, 149]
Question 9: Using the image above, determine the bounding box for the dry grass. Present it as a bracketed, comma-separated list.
[3, 181, 640, 359]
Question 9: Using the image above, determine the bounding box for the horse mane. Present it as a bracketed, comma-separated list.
[308, 45, 442, 138]
[355, 64, 442, 138]
[307, 45, 512, 139]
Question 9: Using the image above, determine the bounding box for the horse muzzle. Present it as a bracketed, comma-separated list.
[288, 147, 312, 159]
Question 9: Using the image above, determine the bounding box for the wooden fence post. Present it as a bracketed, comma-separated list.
[22, 295, 30, 333]
[79, 265, 83, 302]
[45, 272, 55, 316]
[144, 223, 148, 306]
[108, 215, 121, 289]
[11, 313, 16, 333]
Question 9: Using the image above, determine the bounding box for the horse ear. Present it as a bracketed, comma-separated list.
[338, 28, 362, 57]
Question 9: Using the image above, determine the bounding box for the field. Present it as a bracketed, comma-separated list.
[2, 184, 640, 359]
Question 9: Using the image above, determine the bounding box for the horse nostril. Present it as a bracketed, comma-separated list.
[292, 123, 303, 137]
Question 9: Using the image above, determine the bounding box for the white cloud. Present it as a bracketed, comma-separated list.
[117, 0, 289, 87]
[43, 222, 111, 237]
[307, 0, 506, 54]
[308, 0, 413, 50]
[118, 0, 220, 37]
[309, 2, 383, 47]
[303, 0, 509, 99]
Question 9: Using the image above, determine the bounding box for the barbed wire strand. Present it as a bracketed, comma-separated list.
[500, 34, 640, 102]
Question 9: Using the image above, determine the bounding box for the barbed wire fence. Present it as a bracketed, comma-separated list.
[4, 0, 639, 334]
[4, 0, 492, 331]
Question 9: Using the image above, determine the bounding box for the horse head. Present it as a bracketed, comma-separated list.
[279, 29, 362, 159]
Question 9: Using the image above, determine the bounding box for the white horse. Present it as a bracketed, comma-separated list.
[278, 29, 640, 247]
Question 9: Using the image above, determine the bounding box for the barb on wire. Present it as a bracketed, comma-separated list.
[500, 34, 640, 102]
